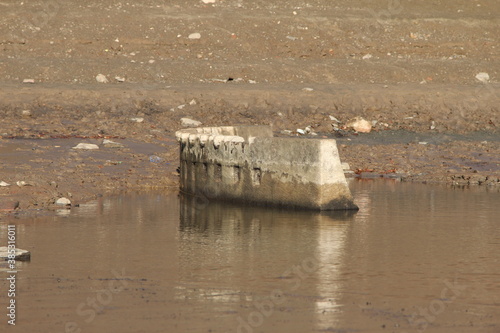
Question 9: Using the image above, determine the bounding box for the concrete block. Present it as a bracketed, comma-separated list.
[175, 125, 358, 210]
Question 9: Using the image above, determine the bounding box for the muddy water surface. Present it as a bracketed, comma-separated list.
[1, 181, 499, 333]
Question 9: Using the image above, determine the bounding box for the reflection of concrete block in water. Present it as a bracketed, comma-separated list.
[175, 125, 358, 210]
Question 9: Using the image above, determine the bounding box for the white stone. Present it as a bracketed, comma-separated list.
[22, 110, 32, 116]
[115, 76, 126, 82]
[0, 181, 10, 187]
[130, 117, 144, 123]
[22, 78, 35, 84]
[181, 118, 202, 128]
[188, 33, 201, 40]
[202, 0, 216, 3]
[102, 139, 124, 148]
[96, 74, 108, 83]
[55, 197, 71, 206]
[0, 247, 31, 261]
[346, 117, 372, 133]
[72, 143, 99, 150]
[329, 115, 341, 123]
[475, 72, 490, 83]
[362, 54, 373, 60]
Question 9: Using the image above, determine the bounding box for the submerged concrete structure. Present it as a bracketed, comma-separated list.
[175, 125, 358, 211]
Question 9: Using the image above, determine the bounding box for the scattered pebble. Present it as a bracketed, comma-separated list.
[104, 160, 123, 165]
[419, 142, 428, 145]
[130, 117, 144, 123]
[115, 76, 126, 82]
[22, 78, 35, 84]
[181, 117, 202, 127]
[55, 197, 71, 206]
[329, 115, 340, 123]
[149, 155, 163, 163]
[102, 139, 124, 148]
[96, 74, 108, 83]
[21, 110, 32, 117]
[0, 247, 31, 261]
[105, 160, 123, 165]
[72, 143, 99, 150]
[302, 87, 314, 92]
[188, 33, 201, 40]
[346, 117, 372, 133]
[362, 54, 373, 60]
[475, 72, 489, 83]
[16, 181, 31, 187]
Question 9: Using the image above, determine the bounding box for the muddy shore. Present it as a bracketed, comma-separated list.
[0, 0, 499, 214]
[0, 83, 498, 214]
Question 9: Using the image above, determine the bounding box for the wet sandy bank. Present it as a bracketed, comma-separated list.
[0, 85, 498, 215]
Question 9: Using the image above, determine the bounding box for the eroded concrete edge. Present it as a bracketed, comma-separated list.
[176, 125, 358, 210]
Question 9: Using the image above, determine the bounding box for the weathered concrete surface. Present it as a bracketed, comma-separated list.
[176, 126, 358, 210]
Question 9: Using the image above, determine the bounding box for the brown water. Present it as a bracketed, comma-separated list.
[1, 180, 499, 333]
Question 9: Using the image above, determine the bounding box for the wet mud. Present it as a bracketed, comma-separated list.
[0, 0, 499, 213]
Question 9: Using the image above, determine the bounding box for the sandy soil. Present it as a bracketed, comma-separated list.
[0, 0, 499, 213]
